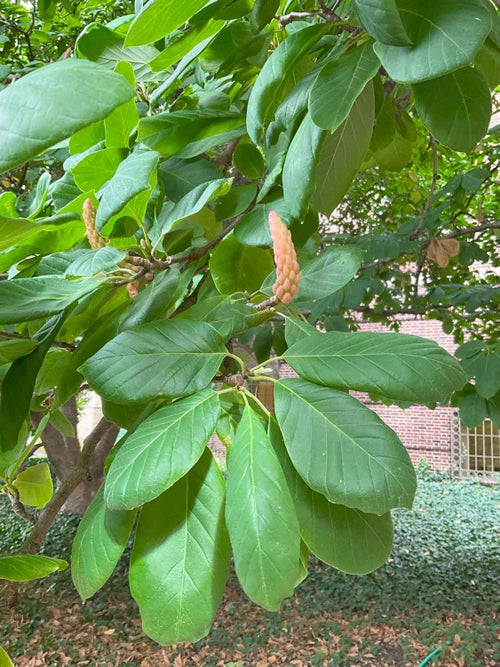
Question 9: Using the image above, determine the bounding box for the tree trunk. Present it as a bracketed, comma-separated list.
[32, 396, 118, 515]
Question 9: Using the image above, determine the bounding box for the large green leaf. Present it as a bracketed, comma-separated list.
[71, 486, 136, 601]
[76, 23, 159, 81]
[150, 19, 225, 72]
[297, 246, 364, 301]
[70, 147, 126, 192]
[247, 24, 327, 143]
[274, 379, 416, 515]
[225, 405, 301, 610]
[373, 0, 492, 83]
[130, 449, 230, 644]
[353, 0, 412, 46]
[0, 339, 38, 364]
[151, 178, 232, 245]
[413, 68, 492, 153]
[0, 60, 135, 173]
[105, 389, 220, 509]
[178, 296, 255, 339]
[80, 319, 227, 404]
[209, 235, 274, 296]
[117, 268, 184, 332]
[138, 111, 245, 157]
[309, 42, 380, 133]
[0, 277, 102, 324]
[0, 216, 52, 252]
[283, 330, 467, 403]
[0, 312, 67, 461]
[269, 418, 393, 574]
[125, 0, 210, 47]
[311, 82, 374, 216]
[53, 304, 125, 410]
[282, 112, 324, 219]
[0, 554, 67, 582]
[65, 247, 127, 277]
[96, 149, 159, 231]
[456, 342, 500, 400]
[13, 462, 53, 508]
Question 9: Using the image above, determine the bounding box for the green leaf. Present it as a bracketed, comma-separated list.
[0, 60, 135, 173]
[373, 0, 492, 83]
[458, 391, 488, 428]
[130, 449, 230, 644]
[456, 344, 500, 400]
[247, 24, 327, 144]
[81, 319, 227, 404]
[0, 339, 38, 364]
[105, 389, 220, 509]
[284, 318, 318, 347]
[274, 379, 416, 515]
[0, 312, 67, 460]
[71, 485, 136, 601]
[311, 82, 375, 216]
[13, 462, 53, 509]
[0, 645, 14, 666]
[0, 215, 66, 253]
[353, 0, 412, 46]
[118, 268, 183, 331]
[0, 554, 67, 582]
[413, 68, 492, 153]
[65, 247, 127, 277]
[125, 0, 211, 47]
[53, 304, 125, 410]
[309, 42, 380, 133]
[233, 197, 290, 246]
[475, 38, 500, 89]
[105, 63, 139, 148]
[138, 111, 245, 157]
[269, 418, 393, 574]
[225, 405, 301, 610]
[250, 0, 279, 31]
[282, 113, 324, 219]
[70, 147, 126, 192]
[284, 330, 467, 403]
[209, 235, 274, 296]
[232, 142, 265, 179]
[178, 296, 254, 339]
[151, 178, 231, 244]
[96, 149, 159, 232]
[159, 157, 222, 202]
[149, 19, 225, 72]
[298, 246, 364, 301]
[76, 23, 159, 81]
[0, 277, 102, 324]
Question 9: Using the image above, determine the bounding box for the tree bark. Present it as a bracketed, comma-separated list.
[31, 397, 118, 515]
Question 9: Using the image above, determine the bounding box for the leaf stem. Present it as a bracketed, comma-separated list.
[242, 388, 271, 418]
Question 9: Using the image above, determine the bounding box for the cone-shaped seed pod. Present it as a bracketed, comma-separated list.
[269, 211, 300, 304]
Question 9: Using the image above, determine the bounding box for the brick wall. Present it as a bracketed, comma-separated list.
[280, 317, 459, 472]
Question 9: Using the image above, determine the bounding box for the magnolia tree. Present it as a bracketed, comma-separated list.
[0, 0, 499, 650]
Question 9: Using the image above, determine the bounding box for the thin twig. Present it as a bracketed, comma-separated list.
[253, 296, 279, 311]
[410, 136, 439, 240]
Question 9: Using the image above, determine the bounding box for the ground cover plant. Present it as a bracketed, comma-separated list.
[1, 471, 499, 665]
[0, 0, 499, 659]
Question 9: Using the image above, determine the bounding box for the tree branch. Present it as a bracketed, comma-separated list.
[410, 136, 439, 240]
[445, 221, 500, 238]
[21, 418, 118, 554]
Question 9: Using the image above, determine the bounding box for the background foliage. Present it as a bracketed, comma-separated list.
[0, 0, 498, 650]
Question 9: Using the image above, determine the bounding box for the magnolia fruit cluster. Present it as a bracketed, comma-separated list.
[82, 198, 106, 249]
[269, 211, 300, 305]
